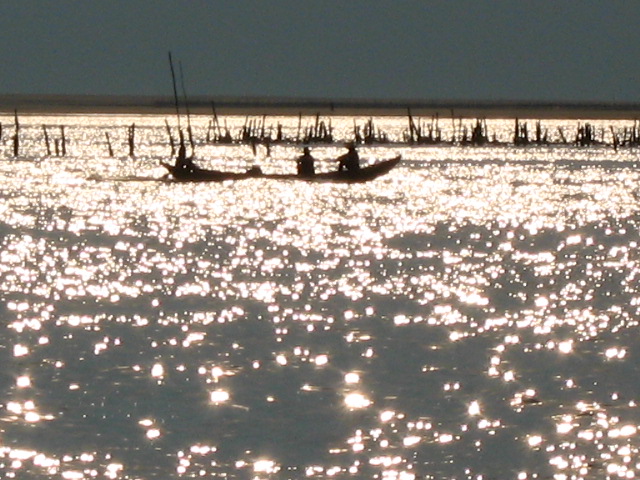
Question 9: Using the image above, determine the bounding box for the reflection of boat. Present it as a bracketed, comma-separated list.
[162, 156, 401, 183]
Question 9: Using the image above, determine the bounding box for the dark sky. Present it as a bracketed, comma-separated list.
[1, 1, 639, 103]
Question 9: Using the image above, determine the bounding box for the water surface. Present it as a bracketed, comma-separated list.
[1, 114, 640, 479]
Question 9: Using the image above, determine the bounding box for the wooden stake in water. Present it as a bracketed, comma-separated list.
[128, 123, 135, 157]
[43, 125, 51, 156]
[407, 108, 416, 144]
[211, 102, 222, 140]
[105, 132, 114, 157]
[296, 113, 302, 143]
[12, 109, 19, 157]
[60, 126, 66, 156]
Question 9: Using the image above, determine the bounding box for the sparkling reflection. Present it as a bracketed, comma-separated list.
[1, 114, 640, 478]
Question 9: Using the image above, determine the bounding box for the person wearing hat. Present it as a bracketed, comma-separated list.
[337, 143, 360, 172]
[297, 146, 316, 177]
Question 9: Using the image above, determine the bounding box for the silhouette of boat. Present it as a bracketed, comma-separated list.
[161, 156, 401, 183]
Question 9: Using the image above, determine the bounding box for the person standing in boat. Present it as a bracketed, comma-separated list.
[337, 143, 360, 172]
[175, 136, 195, 171]
[296, 147, 315, 176]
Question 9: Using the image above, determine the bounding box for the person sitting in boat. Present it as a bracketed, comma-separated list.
[296, 147, 315, 176]
[337, 143, 360, 172]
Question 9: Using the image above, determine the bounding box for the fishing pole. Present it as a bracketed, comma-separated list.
[168, 51, 182, 133]
[179, 60, 195, 152]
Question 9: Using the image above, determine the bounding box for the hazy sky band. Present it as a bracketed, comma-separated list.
[1, 1, 639, 102]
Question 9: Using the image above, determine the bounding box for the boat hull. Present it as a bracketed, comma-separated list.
[162, 156, 401, 183]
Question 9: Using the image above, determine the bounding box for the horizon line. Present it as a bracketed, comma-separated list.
[2, 93, 640, 119]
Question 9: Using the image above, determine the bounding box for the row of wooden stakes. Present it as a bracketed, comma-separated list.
[3, 110, 640, 158]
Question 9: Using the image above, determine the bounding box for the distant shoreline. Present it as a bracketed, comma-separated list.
[2, 94, 640, 119]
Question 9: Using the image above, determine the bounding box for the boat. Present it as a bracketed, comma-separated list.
[161, 156, 401, 183]
[161, 161, 259, 182]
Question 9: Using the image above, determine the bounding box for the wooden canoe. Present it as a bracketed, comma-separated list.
[162, 156, 401, 183]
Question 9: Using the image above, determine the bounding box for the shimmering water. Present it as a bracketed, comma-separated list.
[1, 114, 640, 480]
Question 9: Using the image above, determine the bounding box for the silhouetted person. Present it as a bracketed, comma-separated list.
[175, 140, 195, 171]
[337, 143, 360, 172]
[297, 147, 315, 176]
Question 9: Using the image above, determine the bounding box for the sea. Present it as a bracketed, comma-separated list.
[1, 113, 640, 480]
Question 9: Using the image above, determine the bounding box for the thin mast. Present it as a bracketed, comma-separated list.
[168, 51, 181, 132]
[179, 60, 195, 152]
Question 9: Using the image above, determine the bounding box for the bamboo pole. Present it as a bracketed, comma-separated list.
[168, 52, 181, 132]
[12, 109, 19, 157]
[179, 60, 195, 153]
[105, 132, 114, 157]
[60, 126, 66, 156]
[43, 126, 51, 156]
[128, 123, 135, 157]
[164, 119, 176, 155]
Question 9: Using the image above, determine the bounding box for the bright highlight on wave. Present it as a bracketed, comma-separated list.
[210, 390, 230, 404]
[1, 114, 640, 480]
[344, 393, 371, 409]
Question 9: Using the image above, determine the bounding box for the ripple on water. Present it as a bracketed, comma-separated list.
[1, 115, 640, 479]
